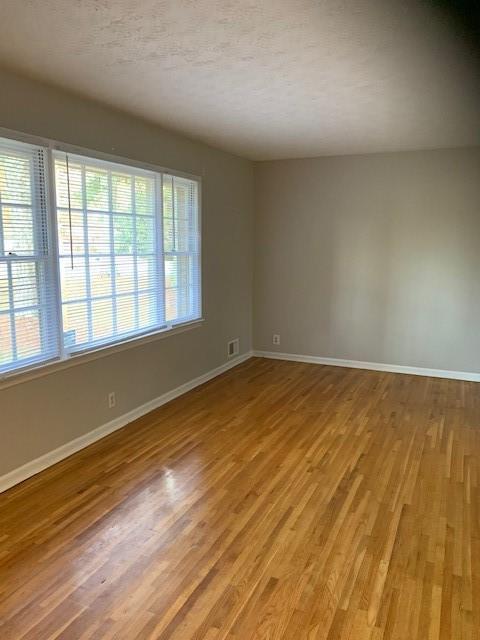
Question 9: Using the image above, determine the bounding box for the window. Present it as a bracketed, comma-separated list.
[0, 138, 58, 372]
[0, 134, 201, 376]
[162, 174, 201, 323]
[54, 153, 163, 352]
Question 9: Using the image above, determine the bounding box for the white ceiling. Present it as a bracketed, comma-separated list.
[1, 0, 479, 160]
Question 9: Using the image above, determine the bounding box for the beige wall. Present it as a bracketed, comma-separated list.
[254, 148, 480, 373]
[0, 69, 254, 476]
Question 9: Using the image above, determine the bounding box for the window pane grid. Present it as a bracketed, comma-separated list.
[0, 139, 57, 374]
[54, 153, 168, 352]
[57, 206, 155, 217]
[1, 135, 200, 376]
[130, 174, 140, 329]
[107, 171, 118, 335]
[80, 163, 94, 343]
[0, 195, 4, 257]
[0, 303, 51, 316]
[5, 260, 17, 361]
[60, 287, 157, 305]
[57, 251, 156, 259]
[163, 174, 200, 323]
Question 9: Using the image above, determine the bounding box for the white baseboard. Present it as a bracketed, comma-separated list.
[0, 351, 253, 494]
[254, 350, 480, 383]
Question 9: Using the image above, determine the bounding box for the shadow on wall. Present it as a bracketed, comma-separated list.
[425, 0, 480, 45]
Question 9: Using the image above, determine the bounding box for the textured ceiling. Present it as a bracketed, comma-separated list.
[1, 0, 479, 159]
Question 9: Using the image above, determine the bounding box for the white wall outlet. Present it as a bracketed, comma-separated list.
[227, 338, 240, 358]
[273, 334, 281, 345]
[108, 391, 116, 409]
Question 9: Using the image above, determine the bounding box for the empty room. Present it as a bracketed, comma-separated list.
[0, 1, 479, 638]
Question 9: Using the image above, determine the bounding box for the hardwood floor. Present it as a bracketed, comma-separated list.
[0, 357, 479, 639]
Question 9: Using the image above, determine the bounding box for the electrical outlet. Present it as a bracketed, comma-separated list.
[108, 392, 116, 409]
[273, 334, 281, 345]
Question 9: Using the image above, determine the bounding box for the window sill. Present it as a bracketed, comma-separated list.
[0, 319, 204, 390]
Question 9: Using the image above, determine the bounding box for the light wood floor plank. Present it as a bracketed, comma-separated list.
[0, 357, 479, 639]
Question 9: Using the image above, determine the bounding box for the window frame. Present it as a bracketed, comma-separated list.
[52, 151, 168, 356]
[0, 127, 203, 384]
[0, 141, 60, 374]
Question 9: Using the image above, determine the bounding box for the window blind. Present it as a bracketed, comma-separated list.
[53, 151, 201, 355]
[0, 132, 201, 377]
[54, 152, 165, 353]
[0, 138, 58, 373]
[163, 174, 201, 324]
